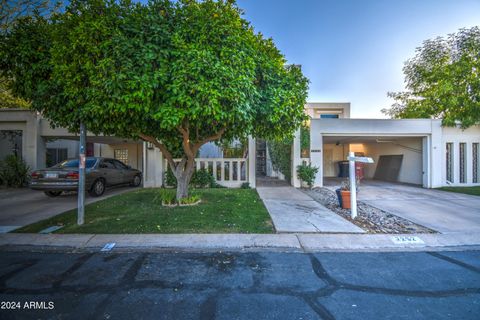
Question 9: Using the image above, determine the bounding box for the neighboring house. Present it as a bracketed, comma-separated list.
[292, 102, 480, 188]
[1, 104, 479, 189]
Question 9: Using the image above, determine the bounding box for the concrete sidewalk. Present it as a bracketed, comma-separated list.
[1, 232, 480, 252]
[257, 187, 365, 233]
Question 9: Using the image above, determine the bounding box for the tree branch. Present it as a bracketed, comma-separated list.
[192, 127, 226, 154]
[139, 133, 177, 171]
[177, 119, 195, 159]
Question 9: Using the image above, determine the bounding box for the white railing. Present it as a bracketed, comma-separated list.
[164, 158, 248, 188]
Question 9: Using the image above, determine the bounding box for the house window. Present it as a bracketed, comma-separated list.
[114, 149, 128, 165]
[459, 143, 466, 183]
[320, 114, 339, 119]
[446, 143, 453, 183]
[473, 143, 479, 183]
[46, 148, 68, 167]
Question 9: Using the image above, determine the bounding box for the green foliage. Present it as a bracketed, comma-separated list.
[190, 168, 216, 188]
[296, 163, 318, 188]
[382, 27, 480, 128]
[241, 182, 250, 189]
[165, 166, 218, 188]
[178, 194, 201, 205]
[153, 188, 176, 205]
[1, 0, 309, 199]
[0, 155, 30, 187]
[1, 0, 308, 143]
[15, 188, 274, 234]
[300, 124, 310, 157]
[267, 138, 292, 182]
[165, 166, 177, 187]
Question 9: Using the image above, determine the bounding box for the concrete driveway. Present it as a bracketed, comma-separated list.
[0, 187, 135, 232]
[338, 180, 480, 234]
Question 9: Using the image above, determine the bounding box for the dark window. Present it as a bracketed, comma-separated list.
[113, 160, 128, 170]
[446, 143, 453, 183]
[474, 143, 479, 183]
[459, 143, 466, 183]
[320, 114, 339, 119]
[55, 158, 97, 169]
[100, 160, 115, 169]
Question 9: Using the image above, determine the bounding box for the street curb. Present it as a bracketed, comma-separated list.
[1, 232, 480, 252]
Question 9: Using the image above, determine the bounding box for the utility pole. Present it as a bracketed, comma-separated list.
[78, 122, 86, 225]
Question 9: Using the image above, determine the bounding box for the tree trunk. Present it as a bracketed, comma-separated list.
[174, 159, 195, 201]
[176, 175, 189, 200]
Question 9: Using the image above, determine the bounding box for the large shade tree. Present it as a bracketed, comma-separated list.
[382, 27, 480, 128]
[1, 0, 309, 199]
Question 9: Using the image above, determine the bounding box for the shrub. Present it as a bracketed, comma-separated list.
[190, 168, 216, 188]
[296, 163, 319, 188]
[165, 167, 218, 188]
[0, 155, 30, 187]
[164, 166, 177, 187]
[153, 188, 176, 205]
[267, 139, 292, 182]
[178, 194, 201, 205]
[241, 182, 250, 189]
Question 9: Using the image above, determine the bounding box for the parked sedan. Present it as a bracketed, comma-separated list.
[30, 157, 142, 197]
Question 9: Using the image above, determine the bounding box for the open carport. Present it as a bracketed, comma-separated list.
[320, 135, 426, 187]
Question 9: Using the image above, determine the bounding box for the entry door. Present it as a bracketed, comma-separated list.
[323, 149, 334, 177]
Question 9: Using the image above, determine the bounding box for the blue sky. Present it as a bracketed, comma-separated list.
[237, 0, 480, 118]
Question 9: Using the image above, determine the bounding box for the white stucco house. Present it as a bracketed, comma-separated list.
[1, 103, 479, 189]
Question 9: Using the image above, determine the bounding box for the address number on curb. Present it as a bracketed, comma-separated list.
[391, 236, 425, 245]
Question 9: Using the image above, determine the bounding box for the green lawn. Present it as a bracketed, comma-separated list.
[438, 186, 480, 196]
[15, 188, 274, 234]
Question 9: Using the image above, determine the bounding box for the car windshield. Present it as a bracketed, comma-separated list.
[55, 158, 97, 169]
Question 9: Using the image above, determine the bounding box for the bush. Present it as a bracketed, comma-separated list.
[190, 168, 216, 188]
[241, 182, 250, 189]
[296, 163, 319, 188]
[267, 139, 292, 182]
[0, 155, 30, 188]
[153, 188, 176, 205]
[178, 194, 201, 205]
[165, 166, 218, 188]
[164, 166, 177, 187]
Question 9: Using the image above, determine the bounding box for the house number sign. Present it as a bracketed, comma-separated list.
[391, 236, 425, 245]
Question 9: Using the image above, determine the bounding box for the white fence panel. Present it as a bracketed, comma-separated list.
[164, 158, 248, 188]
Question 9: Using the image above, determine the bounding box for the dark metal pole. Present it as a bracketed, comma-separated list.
[78, 122, 86, 225]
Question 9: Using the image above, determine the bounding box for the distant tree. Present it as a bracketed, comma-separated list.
[1, 0, 309, 200]
[382, 27, 480, 128]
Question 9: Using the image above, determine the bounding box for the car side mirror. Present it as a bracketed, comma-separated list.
[127, 165, 132, 169]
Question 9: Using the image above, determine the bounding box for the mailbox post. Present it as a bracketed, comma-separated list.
[347, 151, 374, 219]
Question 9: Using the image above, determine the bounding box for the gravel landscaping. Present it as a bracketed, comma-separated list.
[302, 187, 436, 234]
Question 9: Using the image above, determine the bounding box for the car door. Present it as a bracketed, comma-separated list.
[113, 160, 131, 184]
[99, 159, 120, 186]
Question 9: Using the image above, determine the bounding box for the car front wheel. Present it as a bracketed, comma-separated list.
[44, 191, 62, 197]
[131, 175, 141, 187]
[89, 179, 105, 197]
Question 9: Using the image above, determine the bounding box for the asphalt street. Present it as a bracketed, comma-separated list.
[0, 250, 479, 319]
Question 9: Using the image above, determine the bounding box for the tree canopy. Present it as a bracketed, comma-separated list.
[0, 0, 309, 199]
[0, 0, 62, 109]
[382, 27, 480, 128]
